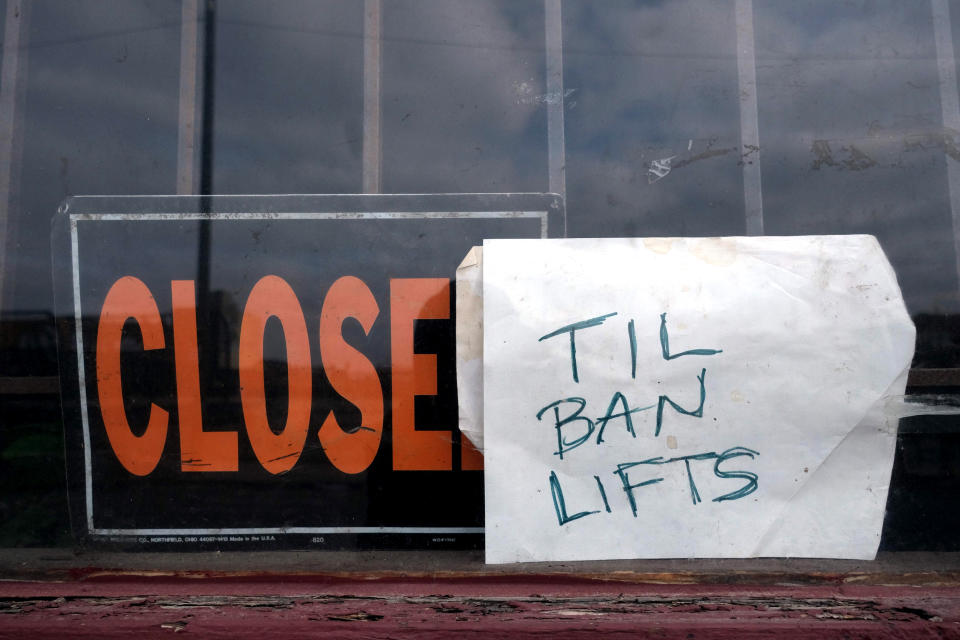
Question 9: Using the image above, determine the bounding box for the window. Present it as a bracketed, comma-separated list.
[1, 0, 959, 556]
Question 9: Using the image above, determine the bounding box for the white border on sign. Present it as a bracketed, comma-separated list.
[71, 210, 548, 536]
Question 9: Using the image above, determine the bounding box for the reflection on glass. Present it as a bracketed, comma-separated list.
[212, 0, 363, 194]
[0, 1, 959, 550]
[563, 0, 744, 237]
[755, 1, 958, 327]
[382, 0, 548, 193]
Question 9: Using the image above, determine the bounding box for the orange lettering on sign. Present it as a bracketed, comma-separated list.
[317, 276, 384, 474]
[96, 276, 169, 476]
[96, 274, 472, 476]
[390, 278, 451, 470]
[238, 276, 311, 474]
[172, 280, 238, 472]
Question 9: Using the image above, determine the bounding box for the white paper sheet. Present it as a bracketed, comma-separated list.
[482, 236, 915, 563]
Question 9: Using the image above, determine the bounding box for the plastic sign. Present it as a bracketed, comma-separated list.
[52, 194, 562, 549]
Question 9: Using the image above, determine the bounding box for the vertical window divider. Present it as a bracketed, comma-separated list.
[177, 0, 201, 196]
[0, 0, 30, 314]
[736, 0, 763, 236]
[363, 0, 382, 194]
[545, 0, 566, 236]
[932, 0, 960, 291]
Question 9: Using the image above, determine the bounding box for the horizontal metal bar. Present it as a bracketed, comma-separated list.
[93, 527, 484, 536]
[0, 376, 59, 394]
[906, 368, 960, 388]
[2, 370, 959, 396]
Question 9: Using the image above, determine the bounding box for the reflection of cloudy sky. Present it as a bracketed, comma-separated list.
[381, 0, 547, 193]
[211, 0, 363, 194]
[563, 0, 744, 238]
[754, 1, 957, 315]
[14, 0, 181, 314]
[8, 0, 960, 320]
[564, 0, 960, 315]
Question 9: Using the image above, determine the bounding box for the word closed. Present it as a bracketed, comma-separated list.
[95, 274, 482, 477]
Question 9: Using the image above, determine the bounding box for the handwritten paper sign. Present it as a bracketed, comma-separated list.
[481, 236, 915, 563]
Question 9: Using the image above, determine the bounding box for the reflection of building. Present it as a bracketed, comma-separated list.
[0, 312, 58, 377]
[0, 310, 67, 547]
[913, 313, 960, 368]
[208, 290, 240, 374]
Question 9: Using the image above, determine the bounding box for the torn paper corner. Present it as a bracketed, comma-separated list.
[751, 367, 910, 559]
[456, 246, 484, 452]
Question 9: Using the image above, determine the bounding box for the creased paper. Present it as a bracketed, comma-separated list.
[481, 236, 915, 563]
[456, 246, 484, 452]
